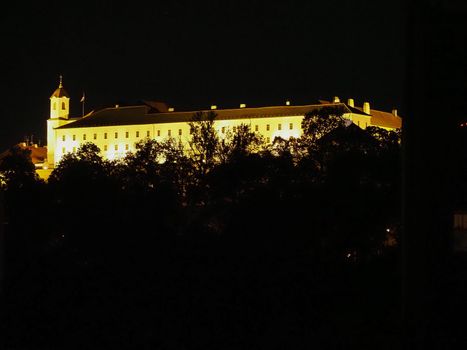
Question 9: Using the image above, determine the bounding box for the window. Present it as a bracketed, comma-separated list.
[233, 126, 236, 133]
[83, 134, 86, 141]
[255, 125, 259, 132]
[136, 131, 140, 138]
[62, 135, 65, 141]
[104, 145, 108, 151]
[115, 132, 118, 139]
[147, 131, 150, 137]
[221, 127, 225, 134]
[94, 133, 97, 140]
[278, 124, 282, 131]
[72, 147, 76, 153]
[125, 144, 129, 151]
[178, 129, 182, 136]
[289, 123, 293, 130]
[114, 144, 118, 151]
[62, 102, 66, 110]
[125, 131, 129, 138]
[72, 135, 76, 141]
[266, 137, 270, 143]
[168, 130, 171, 136]
[104, 133, 108, 139]
[53, 102, 57, 110]
[157, 130, 160, 137]
[62, 147, 65, 154]
[266, 124, 270, 131]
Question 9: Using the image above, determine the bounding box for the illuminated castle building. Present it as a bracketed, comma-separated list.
[45, 79, 402, 171]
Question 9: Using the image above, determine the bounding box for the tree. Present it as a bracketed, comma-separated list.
[188, 111, 221, 176]
[0, 145, 39, 190]
[301, 105, 347, 145]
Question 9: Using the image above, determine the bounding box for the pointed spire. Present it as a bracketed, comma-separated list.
[59, 75, 63, 88]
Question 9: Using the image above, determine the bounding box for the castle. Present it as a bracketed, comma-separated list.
[42, 78, 401, 177]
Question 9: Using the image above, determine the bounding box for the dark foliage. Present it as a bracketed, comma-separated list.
[0, 113, 402, 349]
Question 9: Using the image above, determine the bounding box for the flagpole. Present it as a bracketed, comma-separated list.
[81, 91, 85, 117]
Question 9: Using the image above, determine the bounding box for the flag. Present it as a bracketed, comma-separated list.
[80, 92, 85, 103]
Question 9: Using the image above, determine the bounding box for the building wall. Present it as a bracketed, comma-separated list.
[52, 115, 306, 165]
[49, 109, 390, 166]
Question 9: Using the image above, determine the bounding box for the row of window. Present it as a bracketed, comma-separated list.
[220, 123, 294, 134]
[53, 102, 66, 110]
[63, 144, 132, 154]
[61, 123, 296, 142]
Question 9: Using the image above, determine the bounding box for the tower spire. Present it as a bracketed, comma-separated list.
[59, 75, 63, 88]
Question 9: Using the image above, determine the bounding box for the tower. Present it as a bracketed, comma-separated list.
[49, 75, 70, 119]
[46, 76, 74, 167]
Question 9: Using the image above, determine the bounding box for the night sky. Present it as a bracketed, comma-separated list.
[0, 1, 406, 151]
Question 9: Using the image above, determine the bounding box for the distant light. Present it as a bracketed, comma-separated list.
[386, 228, 390, 233]
[211, 105, 217, 110]
[240, 103, 246, 108]
[168, 107, 175, 112]
[286, 100, 291, 106]
[346, 253, 352, 258]
[115, 104, 120, 108]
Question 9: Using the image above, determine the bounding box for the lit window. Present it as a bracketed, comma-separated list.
[114, 144, 118, 151]
[125, 144, 129, 150]
[255, 125, 259, 132]
[136, 131, 140, 138]
[104, 145, 108, 151]
[104, 133, 108, 139]
[266, 137, 270, 143]
[125, 131, 129, 138]
[157, 130, 160, 137]
[222, 127, 225, 134]
[115, 132, 118, 139]
[147, 131, 150, 137]
[266, 124, 270, 131]
[179, 129, 182, 136]
[72, 147, 76, 153]
[278, 124, 282, 131]
[94, 133, 97, 140]
[72, 135, 76, 141]
[83, 134, 86, 141]
[62, 135, 65, 141]
[62, 102, 66, 110]
[233, 126, 237, 133]
[168, 130, 171, 136]
[62, 147, 65, 153]
[289, 123, 293, 130]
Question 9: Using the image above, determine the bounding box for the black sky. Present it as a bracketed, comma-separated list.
[0, 1, 406, 150]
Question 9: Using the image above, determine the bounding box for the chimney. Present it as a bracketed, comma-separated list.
[392, 108, 398, 116]
[333, 96, 340, 103]
[363, 102, 371, 114]
[210, 105, 217, 110]
[240, 103, 246, 108]
[347, 98, 354, 107]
